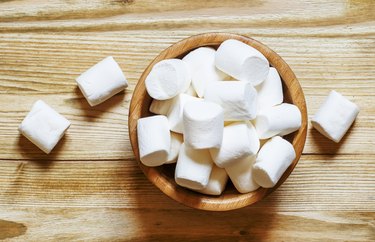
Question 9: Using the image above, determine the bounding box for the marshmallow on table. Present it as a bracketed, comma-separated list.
[145, 59, 191, 100]
[175, 143, 213, 190]
[215, 39, 270, 86]
[210, 121, 259, 168]
[18, 100, 70, 154]
[204, 81, 258, 121]
[197, 165, 228, 195]
[253, 136, 296, 188]
[165, 132, 183, 164]
[137, 115, 170, 167]
[254, 103, 301, 139]
[256, 67, 283, 112]
[225, 155, 260, 193]
[183, 100, 224, 149]
[167, 94, 202, 133]
[182, 47, 227, 97]
[311, 90, 359, 143]
[76, 56, 128, 106]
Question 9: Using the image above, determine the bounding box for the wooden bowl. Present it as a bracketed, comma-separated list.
[128, 33, 307, 211]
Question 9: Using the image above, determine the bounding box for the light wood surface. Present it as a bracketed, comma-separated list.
[0, 0, 374, 240]
[129, 33, 308, 211]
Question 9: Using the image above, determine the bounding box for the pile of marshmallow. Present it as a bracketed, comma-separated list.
[137, 39, 302, 195]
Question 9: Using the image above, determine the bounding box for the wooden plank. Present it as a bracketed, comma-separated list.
[0, 155, 374, 211]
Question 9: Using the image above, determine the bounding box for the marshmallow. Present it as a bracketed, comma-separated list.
[204, 81, 258, 121]
[175, 143, 213, 190]
[167, 94, 202, 133]
[215, 39, 269, 86]
[183, 100, 224, 149]
[76, 56, 128, 106]
[137, 115, 170, 167]
[210, 121, 259, 168]
[225, 155, 260, 193]
[256, 67, 283, 112]
[145, 59, 191, 100]
[253, 136, 296, 188]
[149, 98, 174, 115]
[311, 90, 359, 143]
[184, 84, 198, 97]
[18, 100, 70, 154]
[197, 165, 228, 195]
[165, 132, 183, 164]
[254, 103, 301, 139]
[182, 47, 227, 97]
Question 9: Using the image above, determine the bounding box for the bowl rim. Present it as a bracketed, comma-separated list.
[128, 32, 308, 211]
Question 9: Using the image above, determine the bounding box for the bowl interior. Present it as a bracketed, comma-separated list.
[128, 33, 308, 211]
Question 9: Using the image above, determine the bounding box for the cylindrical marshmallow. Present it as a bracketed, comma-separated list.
[76, 56, 128, 106]
[254, 103, 301, 139]
[256, 67, 283, 112]
[196, 165, 228, 195]
[137, 115, 170, 167]
[165, 132, 183, 164]
[175, 143, 213, 190]
[182, 47, 227, 97]
[149, 98, 174, 115]
[183, 100, 224, 149]
[204, 81, 258, 121]
[311, 90, 359, 143]
[252, 136, 296, 188]
[225, 155, 260, 193]
[215, 39, 270, 86]
[145, 59, 191, 100]
[210, 121, 259, 168]
[166, 94, 202, 133]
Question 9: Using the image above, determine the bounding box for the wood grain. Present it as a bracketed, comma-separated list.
[0, 0, 374, 240]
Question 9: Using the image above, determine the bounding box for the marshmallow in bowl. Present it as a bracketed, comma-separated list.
[256, 67, 283, 112]
[145, 59, 191, 100]
[311, 90, 359, 143]
[225, 155, 260, 193]
[254, 103, 301, 139]
[175, 143, 213, 190]
[76, 56, 128, 106]
[18, 100, 71, 154]
[215, 39, 269, 86]
[253, 136, 296, 188]
[167, 94, 202, 133]
[204, 81, 258, 121]
[210, 121, 259, 168]
[197, 165, 228, 195]
[137, 115, 170, 167]
[165, 132, 183, 164]
[183, 100, 224, 149]
[182, 47, 227, 97]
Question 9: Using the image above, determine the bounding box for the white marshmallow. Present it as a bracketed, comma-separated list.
[311, 90, 359, 143]
[225, 155, 260, 193]
[76, 56, 128, 106]
[182, 47, 227, 97]
[254, 103, 301, 139]
[137, 115, 170, 167]
[184, 84, 198, 97]
[215, 39, 269, 86]
[256, 67, 283, 112]
[145, 59, 191, 100]
[167, 94, 202, 133]
[197, 165, 228, 195]
[175, 143, 213, 190]
[253, 136, 296, 188]
[165, 132, 183, 164]
[149, 99, 174, 115]
[183, 100, 224, 149]
[210, 121, 259, 168]
[204, 81, 258, 121]
[18, 100, 70, 154]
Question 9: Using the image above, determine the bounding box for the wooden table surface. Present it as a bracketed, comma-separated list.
[0, 1, 374, 241]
